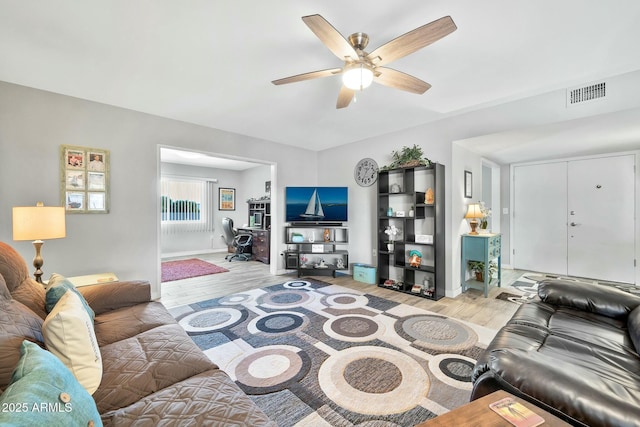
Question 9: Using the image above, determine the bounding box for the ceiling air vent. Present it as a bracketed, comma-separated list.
[566, 82, 606, 107]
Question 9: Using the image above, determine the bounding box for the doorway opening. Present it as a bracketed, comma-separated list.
[157, 146, 278, 292]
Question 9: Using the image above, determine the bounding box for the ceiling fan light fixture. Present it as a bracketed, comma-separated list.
[342, 63, 374, 91]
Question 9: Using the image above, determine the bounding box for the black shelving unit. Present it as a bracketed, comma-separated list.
[284, 224, 349, 278]
[377, 163, 445, 300]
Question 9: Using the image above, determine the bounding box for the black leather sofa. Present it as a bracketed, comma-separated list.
[471, 279, 640, 427]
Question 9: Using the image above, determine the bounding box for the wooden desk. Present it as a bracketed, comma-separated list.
[238, 228, 270, 264]
[415, 390, 571, 426]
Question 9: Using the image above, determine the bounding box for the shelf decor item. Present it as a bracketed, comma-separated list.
[384, 224, 400, 251]
[425, 187, 434, 204]
[382, 144, 432, 170]
[408, 250, 422, 268]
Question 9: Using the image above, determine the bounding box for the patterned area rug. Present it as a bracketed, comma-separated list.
[161, 258, 228, 282]
[169, 279, 497, 426]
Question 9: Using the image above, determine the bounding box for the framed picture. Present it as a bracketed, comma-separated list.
[219, 187, 236, 211]
[464, 170, 473, 198]
[265, 180, 271, 196]
[60, 145, 110, 213]
[65, 170, 85, 190]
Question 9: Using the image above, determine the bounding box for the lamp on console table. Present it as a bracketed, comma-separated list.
[12, 202, 66, 284]
[464, 203, 483, 235]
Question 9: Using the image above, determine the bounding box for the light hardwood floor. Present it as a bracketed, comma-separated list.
[160, 252, 527, 330]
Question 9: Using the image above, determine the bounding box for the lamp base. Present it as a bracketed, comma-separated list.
[32, 240, 44, 284]
[469, 220, 479, 235]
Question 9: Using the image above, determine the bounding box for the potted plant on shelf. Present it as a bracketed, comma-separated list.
[479, 201, 492, 232]
[382, 144, 432, 170]
[384, 224, 400, 251]
[467, 260, 498, 282]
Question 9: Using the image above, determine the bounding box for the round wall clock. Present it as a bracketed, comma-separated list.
[354, 158, 379, 187]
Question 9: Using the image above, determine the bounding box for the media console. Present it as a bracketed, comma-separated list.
[284, 224, 349, 278]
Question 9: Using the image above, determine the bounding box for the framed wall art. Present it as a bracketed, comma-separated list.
[219, 187, 235, 211]
[464, 170, 473, 198]
[60, 145, 110, 213]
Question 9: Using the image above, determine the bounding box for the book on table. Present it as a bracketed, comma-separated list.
[489, 397, 545, 427]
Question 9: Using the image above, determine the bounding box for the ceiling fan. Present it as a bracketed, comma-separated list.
[272, 14, 457, 109]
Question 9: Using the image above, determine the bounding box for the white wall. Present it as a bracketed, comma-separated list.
[0, 81, 316, 298]
[451, 144, 484, 295]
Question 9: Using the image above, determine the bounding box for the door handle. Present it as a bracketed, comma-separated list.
[570, 222, 579, 226]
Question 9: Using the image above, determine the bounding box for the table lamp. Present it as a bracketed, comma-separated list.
[464, 203, 483, 235]
[12, 202, 66, 283]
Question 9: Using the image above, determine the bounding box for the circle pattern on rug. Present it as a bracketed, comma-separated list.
[428, 353, 476, 390]
[321, 292, 369, 309]
[258, 289, 312, 309]
[324, 315, 383, 342]
[400, 315, 477, 352]
[344, 358, 402, 393]
[318, 346, 429, 415]
[235, 346, 310, 394]
[178, 307, 244, 333]
[218, 293, 254, 305]
[282, 280, 313, 290]
[248, 311, 308, 335]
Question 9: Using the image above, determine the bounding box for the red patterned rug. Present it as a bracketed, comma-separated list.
[161, 258, 229, 282]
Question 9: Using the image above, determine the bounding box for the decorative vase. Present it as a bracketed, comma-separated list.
[474, 271, 484, 282]
[387, 242, 394, 252]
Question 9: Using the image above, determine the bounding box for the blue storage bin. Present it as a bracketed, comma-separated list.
[353, 264, 376, 284]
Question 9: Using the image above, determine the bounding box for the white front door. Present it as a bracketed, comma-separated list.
[567, 155, 635, 283]
[513, 162, 568, 275]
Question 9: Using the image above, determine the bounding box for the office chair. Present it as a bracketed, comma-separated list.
[222, 217, 252, 261]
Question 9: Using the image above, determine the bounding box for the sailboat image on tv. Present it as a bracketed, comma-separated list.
[300, 189, 325, 220]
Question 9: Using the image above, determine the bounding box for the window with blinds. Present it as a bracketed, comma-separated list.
[161, 177, 216, 234]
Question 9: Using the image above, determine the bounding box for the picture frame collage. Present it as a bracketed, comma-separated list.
[60, 145, 110, 213]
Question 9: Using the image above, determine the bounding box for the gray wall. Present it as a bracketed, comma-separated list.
[0, 81, 315, 298]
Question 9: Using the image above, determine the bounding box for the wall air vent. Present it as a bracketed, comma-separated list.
[566, 82, 606, 107]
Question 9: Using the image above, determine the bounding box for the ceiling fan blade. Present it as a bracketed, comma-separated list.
[272, 68, 342, 85]
[374, 67, 431, 94]
[302, 14, 359, 61]
[336, 86, 355, 109]
[367, 16, 457, 66]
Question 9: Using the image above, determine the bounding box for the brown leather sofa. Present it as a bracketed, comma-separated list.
[0, 241, 275, 426]
[472, 278, 640, 427]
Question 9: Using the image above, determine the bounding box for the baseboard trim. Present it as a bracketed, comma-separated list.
[161, 249, 226, 258]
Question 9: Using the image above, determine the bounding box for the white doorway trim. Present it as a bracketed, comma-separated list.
[155, 145, 278, 298]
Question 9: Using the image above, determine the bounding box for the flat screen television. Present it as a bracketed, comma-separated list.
[285, 186, 348, 223]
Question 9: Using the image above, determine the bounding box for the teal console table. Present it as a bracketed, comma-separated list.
[461, 233, 501, 297]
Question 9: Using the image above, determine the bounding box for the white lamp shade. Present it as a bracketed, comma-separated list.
[342, 64, 374, 90]
[464, 203, 483, 219]
[13, 205, 66, 241]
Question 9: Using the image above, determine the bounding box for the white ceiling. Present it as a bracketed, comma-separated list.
[2, 1, 640, 162]
[160, 147, 260, 170]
